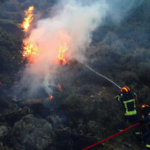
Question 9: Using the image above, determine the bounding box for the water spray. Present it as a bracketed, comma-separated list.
[79, 61, 121, 89]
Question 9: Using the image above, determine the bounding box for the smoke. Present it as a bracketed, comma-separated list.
[105, 0, 144, 23]
[14, 0, 144, 100]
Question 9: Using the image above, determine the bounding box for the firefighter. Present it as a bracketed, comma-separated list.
[115, 86, 140, 135]
[140, 104, 150, 150]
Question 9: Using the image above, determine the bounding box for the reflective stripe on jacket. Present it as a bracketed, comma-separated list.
[116, 92, 137, 116]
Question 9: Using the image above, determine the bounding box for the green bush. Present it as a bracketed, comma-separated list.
[0, 27, 24, 86]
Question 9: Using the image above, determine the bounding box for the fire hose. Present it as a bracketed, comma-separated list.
[82, 62, 147, 108]
[82, 62, 146, 107]
[82, 63, 121, 89]
[82, 123, 141, 150]
[81, 62, 148, 130]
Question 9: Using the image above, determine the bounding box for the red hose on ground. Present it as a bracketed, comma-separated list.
[82, 123, 141, 150]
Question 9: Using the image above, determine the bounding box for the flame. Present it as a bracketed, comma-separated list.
[21, 6, 39, 61]
[22, 43, 38, 62]
[22, 7, 70, 63]
[21, 8, 70, 96]
[58, 84, 63, 91]
[21, 6, 34, 32]
[57, 31, 70, 65]
[47, 94, 53, 100]
[23, 41, 38, 56]
[58, 43, 68, 65]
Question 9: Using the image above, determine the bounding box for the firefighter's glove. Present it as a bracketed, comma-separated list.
[120, 93, 123, 97]
[139, 120, 145, 124]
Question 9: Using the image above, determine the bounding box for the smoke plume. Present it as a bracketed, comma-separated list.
[14, 0, 144, 100]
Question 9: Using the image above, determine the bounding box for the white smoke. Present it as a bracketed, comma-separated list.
[14, 0, 144, 100]
[105, 0, 144, 23]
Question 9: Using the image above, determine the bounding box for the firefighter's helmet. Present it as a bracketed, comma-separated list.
[121, 86, 130, 93]
[141, 104, 149, 110]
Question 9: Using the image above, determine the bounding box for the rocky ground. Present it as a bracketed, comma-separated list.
[0, 83, 143, 150]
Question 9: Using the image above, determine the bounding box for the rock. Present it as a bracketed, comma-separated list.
[46, 115, 63, 127]
[11, 114, 55, 150]
[8, 103, 20, 111]
[21, 107, 31, 115]
[0, 106, 31, 126]
[0, 125, 10, 138]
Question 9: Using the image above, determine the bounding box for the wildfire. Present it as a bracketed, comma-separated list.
[21, 6, 34, 32]
[21, 6, 39, 61]
[58, 84, 63, 91]
[58, 43, 68, 65]
[21, 6, 70, 64]
[21, 7, 69, 98]
[47, 94, 53, 100]
[57, 31, 70, 65]
[23, 42, 38, 56]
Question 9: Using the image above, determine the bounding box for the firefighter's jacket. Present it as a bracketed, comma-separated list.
[115, 92, 137, 116]
[141, 111, 150, 150]
[142, 112, 150, 139]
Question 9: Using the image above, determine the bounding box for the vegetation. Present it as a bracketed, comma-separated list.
[0, 0, 150, 150]
[0, 26, 24, 86]
[0, 0, 56, 23]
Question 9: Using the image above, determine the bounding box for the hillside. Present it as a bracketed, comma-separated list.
[0, 0, 150, 150]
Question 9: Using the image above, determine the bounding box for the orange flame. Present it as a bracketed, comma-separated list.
[58, 43, 68, 65]
[58, 84, 63, 91]
[23, 42, 38, 57]
[57, 31, 70, 65]
[47, 94, 53, 100]
[21, 6, 39, 61]
[21, 6, 34, 32]
[21, 7, 71, 64]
